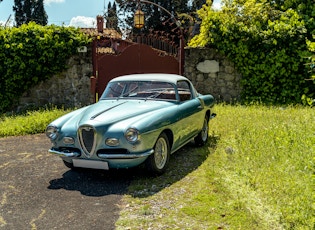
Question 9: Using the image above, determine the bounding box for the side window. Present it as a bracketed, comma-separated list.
[177, 81, 192, 102]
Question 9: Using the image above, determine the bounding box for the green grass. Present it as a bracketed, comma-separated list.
[0, 105, 314, 229]
[0, 108, 71, 137]
[116, 104, 315, 229]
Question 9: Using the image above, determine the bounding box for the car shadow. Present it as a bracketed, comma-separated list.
[128, 133, 220, 198]
[47, 134, 219, 197]
[47, 168, 136, 196]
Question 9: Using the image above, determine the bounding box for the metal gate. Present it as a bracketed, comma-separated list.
[91, 33, 184, 101]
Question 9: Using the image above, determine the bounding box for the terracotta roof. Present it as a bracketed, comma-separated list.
[80, 28, 122, 39]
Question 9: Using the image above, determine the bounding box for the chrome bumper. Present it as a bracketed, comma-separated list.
[98, 149, 154, 159]
[48, 148, 154, 159]
[49, 149, 81, 157]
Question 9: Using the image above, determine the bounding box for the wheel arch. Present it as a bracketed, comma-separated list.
[205, 109, 211, 121]
[161, 128, 173, 150]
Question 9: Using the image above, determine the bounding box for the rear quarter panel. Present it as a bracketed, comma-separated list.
[198, 94, 215, 108]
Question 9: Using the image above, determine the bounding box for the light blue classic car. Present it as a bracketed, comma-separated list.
[46, 74, 216, 175]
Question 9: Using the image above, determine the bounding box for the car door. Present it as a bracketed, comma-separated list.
[176, 80, 204, 145]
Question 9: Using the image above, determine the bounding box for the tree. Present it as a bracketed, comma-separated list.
[13, 0, 24, 26]
[32, 0, 48, 25]
[13, 0, 48, 26]
[105, 1, 119, 31]
[189, 0, 315, 104]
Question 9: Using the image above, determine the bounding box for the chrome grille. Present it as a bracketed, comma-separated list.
[78, 126, 96, 158]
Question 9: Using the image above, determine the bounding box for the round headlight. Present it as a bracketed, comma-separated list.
[46, 125, 58, 140]
[125, 128, 140, 143]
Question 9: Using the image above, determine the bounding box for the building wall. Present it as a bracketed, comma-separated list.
[18, 46, 241, 111]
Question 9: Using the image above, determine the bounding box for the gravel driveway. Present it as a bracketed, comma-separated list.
[0, 134, 132, 230]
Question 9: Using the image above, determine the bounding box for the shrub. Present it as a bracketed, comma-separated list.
[0, 23, 91, 113]
[189, 0, 315, 104]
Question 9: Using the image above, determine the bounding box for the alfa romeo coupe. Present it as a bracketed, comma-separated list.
[46, 74, 216, 175]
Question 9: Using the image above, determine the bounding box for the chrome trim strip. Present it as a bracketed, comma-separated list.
[49, 149, 81, 157]
[98, 149, 154, 159]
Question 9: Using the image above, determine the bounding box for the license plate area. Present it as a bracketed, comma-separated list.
[72, 159, 109, 170]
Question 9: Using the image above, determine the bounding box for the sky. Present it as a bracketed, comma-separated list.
[0, 0, 221, 28]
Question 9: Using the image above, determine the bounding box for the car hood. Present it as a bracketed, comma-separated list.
[58, 99, 173, 129]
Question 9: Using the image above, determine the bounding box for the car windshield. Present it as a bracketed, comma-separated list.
[100, 81, 177, 101]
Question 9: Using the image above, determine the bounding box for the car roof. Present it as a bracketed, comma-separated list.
[109, 73, 189, 85]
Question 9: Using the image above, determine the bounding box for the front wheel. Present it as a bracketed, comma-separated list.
[194, 116, 209, 146]
[145, 133, 170, 175]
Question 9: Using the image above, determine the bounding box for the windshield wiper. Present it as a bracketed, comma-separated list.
[119, 86, 139, 98]
[145, 90, 170, 100]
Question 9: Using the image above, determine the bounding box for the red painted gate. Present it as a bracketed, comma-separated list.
[91, 33, 184, 101]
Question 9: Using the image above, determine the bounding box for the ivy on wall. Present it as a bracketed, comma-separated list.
[189, 0, 315, 105]
[0, 22, 91, 113]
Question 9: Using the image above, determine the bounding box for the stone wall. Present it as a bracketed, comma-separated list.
[18, 46, 93, 111]
[18, 46, 241, 111]
[185, 47, 241, 102]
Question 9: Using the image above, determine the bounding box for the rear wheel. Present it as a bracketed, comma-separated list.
[194, 116, 209, 146]
[145, 133, 170, 175]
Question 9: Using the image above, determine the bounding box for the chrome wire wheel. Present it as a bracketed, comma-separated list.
[201, 118, 209, 142]
[146, 132, 170, 175]
[194, 116, 209, 146]
[154, 136, 168, 170]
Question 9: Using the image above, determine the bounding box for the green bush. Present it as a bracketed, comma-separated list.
[302, 37, 315, 105]
[0, 23, 91, 113]
[189, 0, 315, 104]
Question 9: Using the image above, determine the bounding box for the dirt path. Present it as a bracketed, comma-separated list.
[0, 134, 131, 230]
